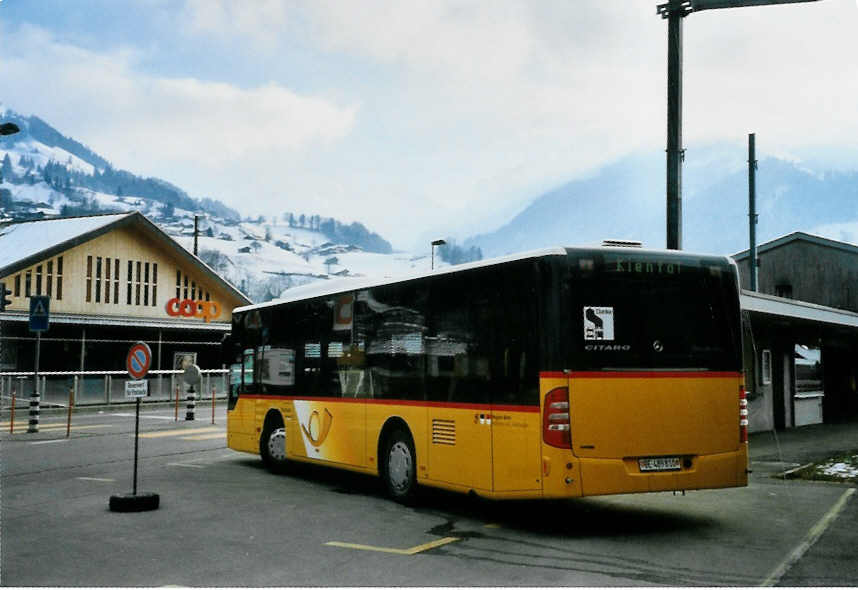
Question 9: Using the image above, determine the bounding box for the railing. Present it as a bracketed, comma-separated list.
[0, 369, 228, 409]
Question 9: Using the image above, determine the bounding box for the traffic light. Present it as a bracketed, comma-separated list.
[0, 281, 11, 311]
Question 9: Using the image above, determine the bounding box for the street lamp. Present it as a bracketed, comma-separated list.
[431, 239, 446, 270]
[657, 0, 821, 250]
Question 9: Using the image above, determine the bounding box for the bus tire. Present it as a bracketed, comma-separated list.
[382, 428, 418, 504]
[260, 415, 289, 474]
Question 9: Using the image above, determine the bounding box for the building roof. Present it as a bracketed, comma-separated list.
[0, 211, 250, 305]
[0, 310, 230, 332]
[732, 231, 858, 261]
[0, 212, 130, 271]
[741, 289, 858, 330]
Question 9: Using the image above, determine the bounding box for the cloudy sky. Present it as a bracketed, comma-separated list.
[1, 0, 856, 250]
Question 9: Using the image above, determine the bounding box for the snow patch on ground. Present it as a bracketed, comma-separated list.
[818, 456, 858, 480]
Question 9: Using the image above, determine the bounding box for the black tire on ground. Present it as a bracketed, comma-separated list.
[109, 492, 160, 512]
[260, 416, 289, 474]
[382, 428, 418, 503]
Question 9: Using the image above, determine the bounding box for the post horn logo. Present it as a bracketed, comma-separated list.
[301, 408, 333, 447]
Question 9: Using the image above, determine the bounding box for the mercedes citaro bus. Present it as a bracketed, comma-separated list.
[223, 246, 749, 502]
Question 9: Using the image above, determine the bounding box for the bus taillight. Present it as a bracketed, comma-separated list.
[543, 387, 571, 448]
[739, 386, 749, 444]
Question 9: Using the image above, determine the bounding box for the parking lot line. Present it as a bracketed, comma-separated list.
[139, 427, 220, 438]
[325, 536, 460, 555]
[760, 487, 857, 587]
[9, 424, 112, 433]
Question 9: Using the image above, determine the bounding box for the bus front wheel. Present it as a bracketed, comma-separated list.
[382, 428, 417, 503]
[260, 418, 289, 474]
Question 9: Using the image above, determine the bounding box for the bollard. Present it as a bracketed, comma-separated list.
[174, 385, 180, 421]
[211, 386, 216, 425]
[9, 390, 15, 434]
[185, 386, 195, 421]
[66, 387, 74, 438]
[28, 383, 40, 434]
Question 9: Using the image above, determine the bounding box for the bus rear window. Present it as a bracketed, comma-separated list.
[565, 252, 741, 371]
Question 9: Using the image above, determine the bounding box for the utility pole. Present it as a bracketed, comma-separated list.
[193, 214, 199, 256]
[748, 133, 758, 291]
[657, 0, 820, 251]
[663, 0, 689, 251]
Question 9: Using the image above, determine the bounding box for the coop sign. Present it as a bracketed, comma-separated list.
[165, 298, 222, 323]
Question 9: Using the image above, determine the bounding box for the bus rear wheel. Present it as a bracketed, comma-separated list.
[382, 428, 417, 503]
[260, 419, 289, 474]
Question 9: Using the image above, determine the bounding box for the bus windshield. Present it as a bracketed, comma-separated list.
[564, 250, 742, 372]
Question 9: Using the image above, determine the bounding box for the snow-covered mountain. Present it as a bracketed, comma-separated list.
[464, 143, 858, 257]
[0, 108, 431, 303]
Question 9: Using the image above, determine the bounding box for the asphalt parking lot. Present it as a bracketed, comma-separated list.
[2, 406, 856, 586]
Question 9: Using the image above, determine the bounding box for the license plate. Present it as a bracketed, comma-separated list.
[638, 457, 681, 472]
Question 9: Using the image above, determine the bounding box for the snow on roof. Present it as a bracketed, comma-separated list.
[0, 213, 133, 273]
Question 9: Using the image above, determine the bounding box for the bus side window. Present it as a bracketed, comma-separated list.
[359, 283, 427, 401]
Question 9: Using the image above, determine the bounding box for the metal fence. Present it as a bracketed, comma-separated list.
[0, 369, 228, 409]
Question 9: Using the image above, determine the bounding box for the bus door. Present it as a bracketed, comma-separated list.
[490, 264, 542, 494]
[490, 400, 541, 493]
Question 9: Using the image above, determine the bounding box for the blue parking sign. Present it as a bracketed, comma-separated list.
[29, 295, 50, 332]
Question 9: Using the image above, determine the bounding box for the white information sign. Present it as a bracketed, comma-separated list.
[125, 379, 149, 399]
[583, 306, 615, 341]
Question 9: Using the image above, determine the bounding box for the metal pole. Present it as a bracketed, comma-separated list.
[28, 332, 40, 433]
[80, 328, 86, 371]
[157, 330, 162, 399]
[66, 386, 74, 438]
[748, 132, 759, 291]
[133, 397, 140, 496]
[666, 0, 685, 250]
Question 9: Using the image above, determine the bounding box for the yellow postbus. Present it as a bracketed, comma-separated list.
[224, 246, 748, 502]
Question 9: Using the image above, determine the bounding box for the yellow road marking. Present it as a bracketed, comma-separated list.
[484, 523, 501, 529]
[181, 432, 225, 441]
[167, 462, 206, 469]
[2, 419, 67, 427]
[139, 427, 220, 438]
[325, 536, 460, 555]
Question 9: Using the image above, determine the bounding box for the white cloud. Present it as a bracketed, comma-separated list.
[183, 0, 292, 51]
[3, 0, 858, 250]
[0, 24, 356, 168]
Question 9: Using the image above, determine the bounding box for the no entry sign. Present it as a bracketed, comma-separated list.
[126, 342, 152, 380]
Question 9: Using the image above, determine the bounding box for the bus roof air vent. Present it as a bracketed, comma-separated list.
[601, 239, 643, 248]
